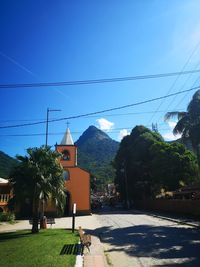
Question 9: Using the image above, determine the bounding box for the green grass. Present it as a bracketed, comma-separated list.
[0, 229, 79, 267]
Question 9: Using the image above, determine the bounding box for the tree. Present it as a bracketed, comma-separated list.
[165, 90, 200, 156]
[114, 125, 199, 202]
[150, 142, 199, 192]
[114, 126, 164, 202]
[9, 146, 65, 234]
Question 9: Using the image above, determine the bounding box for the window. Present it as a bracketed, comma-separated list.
[62, 150, 70, 160]
[63, 170, 70, 181]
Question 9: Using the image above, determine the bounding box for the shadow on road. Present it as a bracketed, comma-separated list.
[85, 223, 200, 266]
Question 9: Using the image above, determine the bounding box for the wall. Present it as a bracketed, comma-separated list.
[65, 167, 90, 215]
[135, 199, 200, 217]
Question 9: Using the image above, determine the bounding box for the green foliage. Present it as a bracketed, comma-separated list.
[0, 212, 15, 222]
[9, 146, 65, 233]
[0, 151, 18, 178]
[150, 142, 199, 191]
[165, 90, 200, 155]
[114, 125, 199, 201]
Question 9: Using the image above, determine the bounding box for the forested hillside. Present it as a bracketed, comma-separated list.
[75, 126, 119, 190]
[0, 151, 18, 178]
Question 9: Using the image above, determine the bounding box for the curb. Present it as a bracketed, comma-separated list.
[75, 255, 83, 267]
[132, 209, 200, 229]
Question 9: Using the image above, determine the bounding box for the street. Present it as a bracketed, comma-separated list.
[92, 209, 200, 267]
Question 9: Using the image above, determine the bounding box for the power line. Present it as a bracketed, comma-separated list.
[0, 125, 168, 137]
[1, 70, 200, 89]
[166, 59, 200, 113]
[0, 109, 186, 124]
[0, 85, 199, 130]
[148, 40, 200, 124]
[175, 75, 200, 109]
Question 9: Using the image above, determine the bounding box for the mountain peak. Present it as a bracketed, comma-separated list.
[76, 125, 111, 145]
[74, 125, 119, 189]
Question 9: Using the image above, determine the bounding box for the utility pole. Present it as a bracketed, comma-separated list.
[45, 108, 61, 147]
[152, 123, 158, 133]
[123, 160, 130, 209]
[41, 108, 61, 229]
[120, 160, 129, 209]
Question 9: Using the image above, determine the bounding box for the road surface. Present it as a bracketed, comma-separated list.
[93, 209, 200, 267]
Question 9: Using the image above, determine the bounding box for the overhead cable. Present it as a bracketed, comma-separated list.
[0, 85, 199, 129]
[0, 109, 186, 125]
[1, 70, 200, 89]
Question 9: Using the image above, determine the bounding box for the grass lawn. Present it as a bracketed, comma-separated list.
[0, 229, 79, 267]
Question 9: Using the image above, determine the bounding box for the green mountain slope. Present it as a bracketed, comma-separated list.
[0, 151, 18, 178]
[75, 126, 119, 190]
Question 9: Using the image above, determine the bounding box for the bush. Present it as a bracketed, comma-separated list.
[0, 212, 15, 222]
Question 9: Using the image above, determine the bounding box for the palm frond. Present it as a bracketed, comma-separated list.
[173, 116, 190, 136]
[177, 112, 187, 120]
[164, 111, 179, 121]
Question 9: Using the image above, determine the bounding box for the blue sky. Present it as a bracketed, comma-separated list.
[1, 0, 200, 157]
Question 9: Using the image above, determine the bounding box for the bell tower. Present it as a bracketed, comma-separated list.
[56, 128, 77, 167]
[51, 126, 91, 215]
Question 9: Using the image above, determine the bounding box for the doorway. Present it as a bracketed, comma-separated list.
[64, 191, 71, 216]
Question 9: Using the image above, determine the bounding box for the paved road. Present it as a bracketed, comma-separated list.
[92, 210, 200, 267]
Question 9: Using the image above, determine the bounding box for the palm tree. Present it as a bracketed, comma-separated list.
[9, 146, 65, 234]
[165, 90, 200, 156]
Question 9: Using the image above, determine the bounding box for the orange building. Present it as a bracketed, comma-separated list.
[55, 128, 91, 215]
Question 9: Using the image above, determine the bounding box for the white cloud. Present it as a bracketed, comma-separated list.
[162, 132, 181, 141]
[96, 118, 114, 131]
[162, 120, 181, 141]
[118, 129, 130, 141]
[168, 121, 177, 129]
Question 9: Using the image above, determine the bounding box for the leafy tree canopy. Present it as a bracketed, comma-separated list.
[0, 151, 18, 178]
[114, 125, 199, 202]
[150, 142, 199, 191]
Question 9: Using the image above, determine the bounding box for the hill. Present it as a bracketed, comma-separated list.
[0, 151, 18, 178]
[75, 126, 119, 190]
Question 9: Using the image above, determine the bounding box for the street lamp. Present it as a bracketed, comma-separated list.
[45, 108, 61, 146]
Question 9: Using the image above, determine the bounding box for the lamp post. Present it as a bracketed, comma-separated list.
[120, 161, 130, 209]
[72, 203, 76, 233]
[45, 108, 61, 147]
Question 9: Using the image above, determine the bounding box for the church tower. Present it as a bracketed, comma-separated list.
[56, 128, 77, 168]
[55, 127, 91, 215]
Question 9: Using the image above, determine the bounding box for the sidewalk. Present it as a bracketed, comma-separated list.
[84, 235, 107, 267]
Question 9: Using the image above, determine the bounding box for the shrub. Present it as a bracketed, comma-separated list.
[0, 212, 15, 222]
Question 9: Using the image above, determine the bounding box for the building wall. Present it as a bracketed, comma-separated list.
[65, 167, 90, 214]
[56, 145, 77, 167]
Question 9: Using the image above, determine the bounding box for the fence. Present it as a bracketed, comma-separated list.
[0, 194, 11, 204]
[135, 199, 200, 217]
